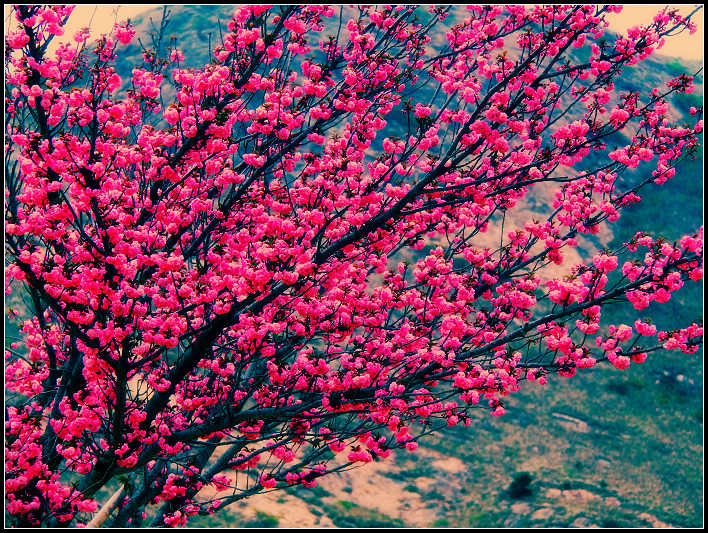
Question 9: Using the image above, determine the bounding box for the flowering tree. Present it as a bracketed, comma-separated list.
[4, 4, 703, 527]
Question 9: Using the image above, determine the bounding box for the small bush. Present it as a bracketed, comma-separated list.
[507, 472, 534, 499]
[338, 500, 356, 511]
[422, 488, 445, 501]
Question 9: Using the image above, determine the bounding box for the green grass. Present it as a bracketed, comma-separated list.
[284, 483, 328, 506]
[187, 508, 244, 528]
[187, 508, 279, 528]
[322, 500, 406, 528]
[243, 510, 279, 528]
